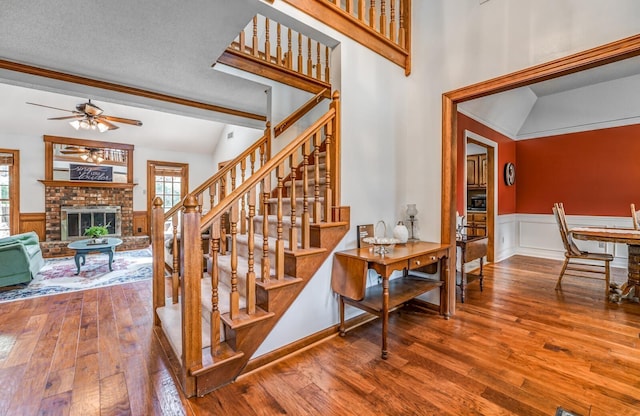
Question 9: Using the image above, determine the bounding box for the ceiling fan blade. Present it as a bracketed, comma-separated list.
[101, 115, 143, 126]
[96, 118, 119, 130]
[26, 102, 80, 113]
[47, 115, 85, 121]
[60, 146, 89, 154]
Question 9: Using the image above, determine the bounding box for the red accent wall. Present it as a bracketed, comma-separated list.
[516, 124, 640, 216]
[457, 113, 517, 215]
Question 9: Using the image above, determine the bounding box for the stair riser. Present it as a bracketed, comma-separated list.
[266, 199, 322, 218]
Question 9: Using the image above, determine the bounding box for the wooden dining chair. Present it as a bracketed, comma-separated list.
[631, 203, 639, 230]
[552, 203, 612, 295]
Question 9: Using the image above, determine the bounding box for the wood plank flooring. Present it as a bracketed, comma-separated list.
[1, 255, 639, 415]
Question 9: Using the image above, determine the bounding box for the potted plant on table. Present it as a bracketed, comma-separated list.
[84, 223, 110, 244]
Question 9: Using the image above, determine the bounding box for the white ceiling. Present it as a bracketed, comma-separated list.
[0, 0, 269, 153]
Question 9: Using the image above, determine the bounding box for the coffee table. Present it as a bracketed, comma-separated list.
[67, 238, 123, 275]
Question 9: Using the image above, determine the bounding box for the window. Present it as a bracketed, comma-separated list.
[0, 150, 19, 238]
[156, 173, 183, 212]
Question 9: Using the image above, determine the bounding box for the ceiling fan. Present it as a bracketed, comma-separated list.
[27, 99, 143, 132]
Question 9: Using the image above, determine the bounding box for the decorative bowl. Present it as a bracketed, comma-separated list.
[362, 236, 400, 255]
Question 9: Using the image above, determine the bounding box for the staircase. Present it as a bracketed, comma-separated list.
[151, 92, 348, 397]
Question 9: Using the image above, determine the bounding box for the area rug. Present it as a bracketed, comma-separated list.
[0, 248, 152, 303]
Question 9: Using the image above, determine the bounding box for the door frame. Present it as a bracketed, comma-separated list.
[441, 34, 640, 316]
[0, 149, 19, 235]
[147, 160, 189, 229]
[465, 132, 495, 263]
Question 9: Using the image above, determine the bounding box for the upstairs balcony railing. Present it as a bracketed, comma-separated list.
[281, 0, 411, 74]
[225, 14, 332, 89]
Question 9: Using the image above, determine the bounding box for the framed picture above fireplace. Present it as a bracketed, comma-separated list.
[43, 135, 134, 185]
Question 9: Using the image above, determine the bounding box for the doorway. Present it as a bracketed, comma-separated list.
[0, 149, 19, 237]
[147, 161, 189, 230]
[464, 132, 495, 263]
[441, 35, 640, 316]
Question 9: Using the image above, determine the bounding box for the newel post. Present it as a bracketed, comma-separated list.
[151, 197, 165, 326]
[329, 90, 341, 211]
[181, 195, 202, 395]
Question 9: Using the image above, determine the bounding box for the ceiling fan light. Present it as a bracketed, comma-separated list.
[97, 121, 109, 133]
[79, 119, 90, 129]
[69, 120, 81, 130]
[80, 154, 89, 161]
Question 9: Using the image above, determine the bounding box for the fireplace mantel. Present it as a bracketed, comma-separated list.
[39, 180, 137, 189]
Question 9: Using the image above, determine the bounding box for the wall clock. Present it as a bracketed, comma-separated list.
[504, 162, 515, 186]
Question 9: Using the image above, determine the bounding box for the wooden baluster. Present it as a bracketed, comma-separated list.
[152, 197, 165, 326]
[330, 91, 341, 208]
[276, 163, 285, 280]
[239, 28, 246, 53]
[197, 193, 203, 214]
[250, 150, 256, 176]
[261, 176, 271, 282]
[324, 124, 333, 223]
[172, 212, 180, 303]
[289, 153, 298, 251]
[246, 189, 256, 314]
[325, 46, 330, 83]
[307, 37, 313, 76]
[181, 196, 202, 392]
[398, 0, 406, 49]
[301, 139, 310, 249]
[229, 204, 239, 319]
[380, 0, 387, 36]
[369, 0, 376, 29]
[276, 23, 282, 66]
[313, 133, 322, 224]
[240, 159, 247, 235]
[252, 16, 259, 57]
[389, 0, 396, 43]
[209, 218, 220, 356]
[265, 121, 272, 161]
[219, 177, 227, 255]
[209, 184, 216, 225]
[358, 0, 365, 21]
[258, 144, 266, 216]
[264, 17, 271, 62]
[346, 0, 353, 14]
[316, 42, 322, 80]
[286, 28, 293, 69]
[297, 33, 303, 74]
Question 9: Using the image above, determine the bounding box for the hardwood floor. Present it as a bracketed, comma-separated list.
[1, 255, 639, 415]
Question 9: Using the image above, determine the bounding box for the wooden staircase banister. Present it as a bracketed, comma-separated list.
[163, 123, 271, 222]
[153, 90, 345, 398]
[199, 106, 336, 231]
[274, 88, 329, 138]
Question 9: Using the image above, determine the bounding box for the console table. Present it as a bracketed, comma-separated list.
[331, 241, 450, 359]
[456, 235, 487, 303]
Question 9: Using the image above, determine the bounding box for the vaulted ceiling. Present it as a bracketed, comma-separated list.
[458, 55, 640, 140]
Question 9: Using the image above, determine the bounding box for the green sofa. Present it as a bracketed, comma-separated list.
[0, 231, 45, 287]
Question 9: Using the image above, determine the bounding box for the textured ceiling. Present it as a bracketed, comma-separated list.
[0, 0, 269, 151]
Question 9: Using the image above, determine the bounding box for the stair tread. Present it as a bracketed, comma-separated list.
[221, 307, 275, 330]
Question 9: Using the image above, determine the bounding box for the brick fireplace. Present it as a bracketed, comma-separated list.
[41, 184, 148, 257]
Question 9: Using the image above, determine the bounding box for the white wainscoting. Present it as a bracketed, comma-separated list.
[514, 213, 633, 269]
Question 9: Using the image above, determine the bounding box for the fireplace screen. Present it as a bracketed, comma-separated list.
[61, 206, 121, 240]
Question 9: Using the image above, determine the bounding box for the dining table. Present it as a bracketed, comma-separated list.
[571, 227, 640, 297]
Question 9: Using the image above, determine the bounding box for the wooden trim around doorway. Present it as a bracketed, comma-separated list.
[441, 33, 640, 317]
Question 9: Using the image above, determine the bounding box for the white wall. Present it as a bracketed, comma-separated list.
[251, 0, 640, 358]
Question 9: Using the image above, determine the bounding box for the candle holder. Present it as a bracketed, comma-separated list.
[406, 204, 419, 241]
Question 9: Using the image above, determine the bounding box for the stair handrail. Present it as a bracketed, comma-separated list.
[163, 123, 272, 222]
[199, 106, 335, 231]
[274, 88, 329, 138]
